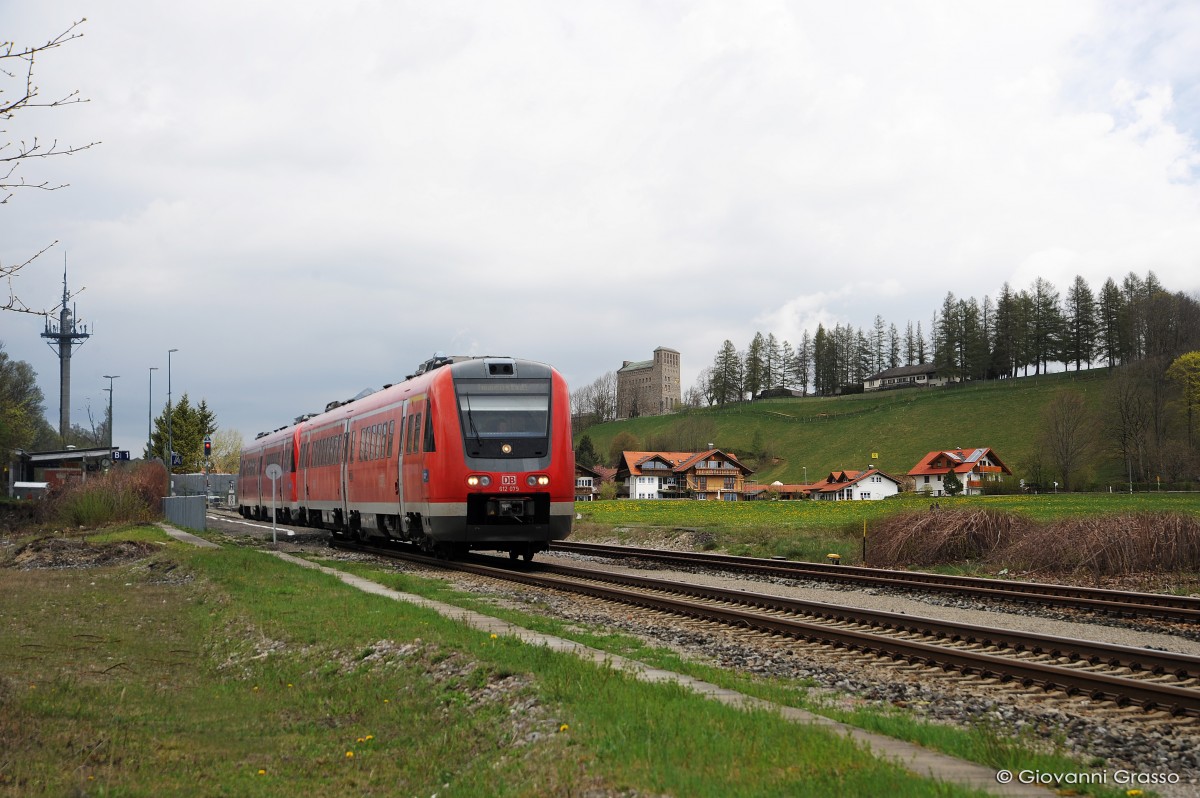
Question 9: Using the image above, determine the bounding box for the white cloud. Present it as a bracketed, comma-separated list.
[3, 1, 1199, 449]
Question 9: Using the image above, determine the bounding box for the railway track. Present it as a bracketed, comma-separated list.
[550, 540, 1200, 623]
[334, 539, 1200, 718]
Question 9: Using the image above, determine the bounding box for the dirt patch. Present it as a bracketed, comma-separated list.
[8, 536, 160, 570]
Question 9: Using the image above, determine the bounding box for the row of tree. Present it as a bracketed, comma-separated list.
[700, 271, 1200, 403]
[1033, 351, 1200, 491]
[0, 341, 237, 474]
[571, 271, 1199, 425]
[575, 350, 1200, 490]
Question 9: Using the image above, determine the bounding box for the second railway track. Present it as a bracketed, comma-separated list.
[551, 540, 1200, 624]
[334, 539, 1200, 718]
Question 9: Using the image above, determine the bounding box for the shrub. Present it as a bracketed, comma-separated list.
[41, 462, 167, 528]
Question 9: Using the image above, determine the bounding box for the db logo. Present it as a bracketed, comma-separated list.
[501, 475, 517, 486]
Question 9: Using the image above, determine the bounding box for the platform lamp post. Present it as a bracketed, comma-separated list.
[102, 375, 120, 450]
[168, 348, 178, 495]
[148, 367, 158, 459]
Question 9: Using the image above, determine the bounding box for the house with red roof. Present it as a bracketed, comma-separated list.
[574, 463, 602, 502]
[749, 482, 811, 500]
[907, 448, 1012, 496]
[806, 468, 903, 501]
[615, 449, 755, 500]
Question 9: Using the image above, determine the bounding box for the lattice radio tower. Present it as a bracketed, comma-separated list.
[40, 262, 91, 441]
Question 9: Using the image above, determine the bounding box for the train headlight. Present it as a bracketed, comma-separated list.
[467, 475, 492, 487]
[501, 443, 513, 454]
[527, 475, 550, 487]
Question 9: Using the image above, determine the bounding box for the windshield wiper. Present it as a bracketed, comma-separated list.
[464, 395, 482, 446]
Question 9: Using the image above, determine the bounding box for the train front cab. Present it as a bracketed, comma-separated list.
[415, 358, 574, 558]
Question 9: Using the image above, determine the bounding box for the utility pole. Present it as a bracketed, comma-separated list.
[102, 375, 119, 449]
[168, 349, 178, 495]
[148, 367, 158, 459]
[40, 264, 91, 442]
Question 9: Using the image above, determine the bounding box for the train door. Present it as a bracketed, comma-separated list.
[338, 422, 350, 528]
[299, 428, 311, 522]
[395, 401, 408, 529]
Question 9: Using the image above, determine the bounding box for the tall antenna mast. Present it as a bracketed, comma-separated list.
[40, 255, 91, 442]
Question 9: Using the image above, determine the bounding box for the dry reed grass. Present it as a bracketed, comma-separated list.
[867, 508, 1200, 576]
[998, 512, 1200, 576]
[867, 509, 1027, 568]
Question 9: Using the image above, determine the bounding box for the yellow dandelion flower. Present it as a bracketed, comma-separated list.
[357, 737, 365, 743]
[490, 634, 498, 639]
[559, 723, 569, 732]
[253, 686, 259, 692]
[1126, 791, 1144, 797]
[346, 751, 355, 759]
[365, 735, 374, 741]
[384, 699, 390, 704]
[257, 769, 266, 776]
[287, 683, 293, 688]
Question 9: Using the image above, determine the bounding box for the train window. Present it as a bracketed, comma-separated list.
[413, 412, 423, 453]
[423, 403, 436, 452]
[455, 386, 550, 438]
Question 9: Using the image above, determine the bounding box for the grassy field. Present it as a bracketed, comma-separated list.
[0, 524, 1144, 797]
[578, 369, 1147, 486]
[1, 526, 996, 797]
[573, 493, 1200, 565]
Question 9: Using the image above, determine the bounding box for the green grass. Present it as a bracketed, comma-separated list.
[3, 526, 1010, 797]
[573, 494, 1200, 573]
[577, 493, 1200, 533]
[579, 369, 1159, 486]
[310, 554, 1139, 798]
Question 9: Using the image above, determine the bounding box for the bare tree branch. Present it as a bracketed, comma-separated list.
[2, 19, 96, 314]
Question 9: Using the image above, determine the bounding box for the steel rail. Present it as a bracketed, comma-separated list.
[550, 541, 1200, 623]
[337, 541, 1200, 717]
[530, 560, 1200, 683]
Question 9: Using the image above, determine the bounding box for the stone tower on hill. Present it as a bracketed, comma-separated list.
[616, 347, 681, 420]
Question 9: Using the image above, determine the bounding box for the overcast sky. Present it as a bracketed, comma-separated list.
[4, 1, 1200, 454]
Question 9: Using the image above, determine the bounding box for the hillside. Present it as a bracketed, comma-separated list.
[576, 370, 1125, 487]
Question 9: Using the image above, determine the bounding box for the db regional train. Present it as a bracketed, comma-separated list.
[237, 355, 574, 560]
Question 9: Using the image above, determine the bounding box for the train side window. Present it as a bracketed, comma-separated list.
[423, 404, 435, 452]
[387, 420, 395, 457]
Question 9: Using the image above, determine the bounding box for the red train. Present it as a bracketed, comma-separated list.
[238, 355, 574, 559]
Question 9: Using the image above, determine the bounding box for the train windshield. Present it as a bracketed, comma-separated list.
[455, 379, 550, 440]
